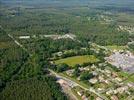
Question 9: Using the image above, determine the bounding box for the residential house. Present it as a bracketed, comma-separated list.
[96, 97, 103, 100]
[111, 95, 119, 100]
[66, 69, 74, 76]
[89, 78, 98, 84]
[77, 91, 83, 96]
[82, 95, 88, 100]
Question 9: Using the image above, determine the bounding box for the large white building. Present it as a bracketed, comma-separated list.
[106, 51, 134, 73]
[19, 36, 30, 39]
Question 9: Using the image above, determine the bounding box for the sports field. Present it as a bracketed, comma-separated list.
[55, 55, 99, 67]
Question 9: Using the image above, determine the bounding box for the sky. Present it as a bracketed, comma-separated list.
[1, 0, 134, 8]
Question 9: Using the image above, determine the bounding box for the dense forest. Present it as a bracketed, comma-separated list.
[0, 76, 67, 100]
[0, 5, 132, 46]
[0, 41, 67, 100]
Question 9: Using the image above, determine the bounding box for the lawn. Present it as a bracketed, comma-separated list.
[55, 55, 99, 67]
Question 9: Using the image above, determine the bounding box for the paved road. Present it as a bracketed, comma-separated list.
[49, 69, 108, 100]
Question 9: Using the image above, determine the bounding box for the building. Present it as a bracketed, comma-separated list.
[82, 95, 88, 100]
[96, 97, 103, 100]
[89, 78, 98, 84]
[66, 69, 74, 76]
[116, 86, 128, 94]
[112, 72, 118, 78]
[127, 82, 134, 88]
[77, 76, 80, 81]
[111, 95, 119, 100]
[19, 36, 30, 39]
[115, 77, 122, 82]
[105, 69, 111, 74]
[91, 64, 97, 69]
[92, 71, 98, 76]
[77, 91, 83, 96]
[98, 75, 104, 82]
[106, 89, 113, 95]
[57, 79, 67, 86]
[56, 52, 63, 57]
[97, 88, 104, 91]
[106, 51, 134, 73]
[83, 66, 90, 71]
[104, 80, 110, 84]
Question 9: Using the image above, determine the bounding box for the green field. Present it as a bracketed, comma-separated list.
[116, 13, 134, 26]
[55, 55, 99, 67]
[105, 45, 127, 50]
[0, 42, 15, 49]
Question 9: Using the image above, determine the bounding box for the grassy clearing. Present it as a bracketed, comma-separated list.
[0, 42, 14, 49]
[105, 45, 127, 51]
[125, 75, 134, 83]
[116, 13, 134, 26]
[118, 71, 130, 77]
[55, 55, 99, 67]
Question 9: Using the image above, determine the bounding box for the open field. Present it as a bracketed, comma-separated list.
[0, 42, 15, 49]
[55, 55, 99, 67]
[116, 13, 134, 26]
[105, 45, 127, 51]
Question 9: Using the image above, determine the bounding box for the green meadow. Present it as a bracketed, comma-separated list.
[55, 55, 99, 67]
